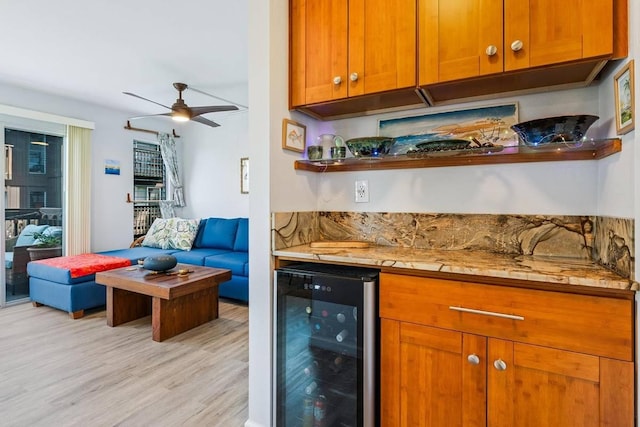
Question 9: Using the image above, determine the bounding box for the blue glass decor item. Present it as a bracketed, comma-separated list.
[510, 115, 599, 146]
[344, 137, 395, 158]
[143, 254, 178, 272]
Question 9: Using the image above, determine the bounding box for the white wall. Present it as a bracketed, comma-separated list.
[179, 110, 250, 219]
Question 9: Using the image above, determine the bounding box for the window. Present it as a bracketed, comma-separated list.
[133, 140, 166, 237]
[28, 143, 46, 174]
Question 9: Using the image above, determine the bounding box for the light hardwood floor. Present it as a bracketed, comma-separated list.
[0, 299, 248, 427]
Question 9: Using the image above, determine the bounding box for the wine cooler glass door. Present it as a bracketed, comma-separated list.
[275, 268, 374, 427]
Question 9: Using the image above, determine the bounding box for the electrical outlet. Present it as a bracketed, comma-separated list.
[355, 180, 369, 203]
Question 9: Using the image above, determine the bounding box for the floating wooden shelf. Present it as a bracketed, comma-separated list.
[294, 138, 621, 172]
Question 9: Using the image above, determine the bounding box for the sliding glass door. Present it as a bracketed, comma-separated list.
[2, 123, 64, 305]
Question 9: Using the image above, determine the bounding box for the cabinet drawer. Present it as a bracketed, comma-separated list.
[379, 273, 633, 361]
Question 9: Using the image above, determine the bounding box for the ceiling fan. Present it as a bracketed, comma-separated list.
[124, 82, 239, 128]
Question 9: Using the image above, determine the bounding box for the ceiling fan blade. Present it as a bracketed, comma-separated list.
[190, 105, 239, 117]
[188, 86, 248, 110]
[123, 92, 172, 110]
[192, 116, 221, 128]
[128, 113, 172, 120]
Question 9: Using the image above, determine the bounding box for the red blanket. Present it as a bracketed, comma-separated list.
[33, 253, 131, 278]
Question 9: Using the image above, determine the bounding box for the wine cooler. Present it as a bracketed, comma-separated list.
[274, 263, 379, 427]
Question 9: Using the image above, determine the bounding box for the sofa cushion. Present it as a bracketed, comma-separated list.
[233, 218, 249, 252]
[173, 248, 233, 266]
[195, 218, 239, 250]
[142, 218, 199, 250]
[97, 247, 180, 264]
[33, 226, 63, 245]
[204, 251, 248, 276]
[28, 253, 131, 283]
[5, 252, 13, 269]
[16, 224, 49, 247]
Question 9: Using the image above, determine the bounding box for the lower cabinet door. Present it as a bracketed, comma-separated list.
[380, 319, 487, 426]
[381, 320, 634, 427]
[487, 339, 634, 427]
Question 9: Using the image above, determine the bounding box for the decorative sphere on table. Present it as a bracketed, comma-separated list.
[143, 254, 178, 272]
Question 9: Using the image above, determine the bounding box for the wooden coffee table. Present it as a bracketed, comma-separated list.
[95, 264, 231, 342]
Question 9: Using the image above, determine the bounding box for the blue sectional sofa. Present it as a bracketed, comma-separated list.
[99, 217, 249, 302]
[28, 217, 248, 318]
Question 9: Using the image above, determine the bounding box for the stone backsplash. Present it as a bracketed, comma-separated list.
[272, 211, 635, 280]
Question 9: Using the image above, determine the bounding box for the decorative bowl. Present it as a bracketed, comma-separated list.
[143, 254, 178, 272]
[344, 137, 395, 158]
[510, 115, 599, 146]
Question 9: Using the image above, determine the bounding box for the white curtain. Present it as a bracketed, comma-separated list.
[65, 125, 92, 255]
[159, 200, 176, 218]
[157, 132, 185, 207]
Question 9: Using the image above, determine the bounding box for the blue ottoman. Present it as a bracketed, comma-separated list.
[27, 254, 131, 318]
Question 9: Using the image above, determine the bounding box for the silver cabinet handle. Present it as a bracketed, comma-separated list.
[510, 40, 523, 52]
[350, 72, 359, 82]
[333, 76, 342, 85]
[485, 45, 498, 56]
[449, 306, 524, 321]
[494, 359, 507, 371]
[467, 354, 480, 365]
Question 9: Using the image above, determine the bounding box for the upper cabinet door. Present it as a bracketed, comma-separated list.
[504, 0, 613, 71]
[290, 0, 416, 108]
[290, 0, 348, 107]
[419, 0, 503, 85]
[349, 0, 417, 96]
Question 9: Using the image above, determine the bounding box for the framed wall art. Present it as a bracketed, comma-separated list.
[378, 103, 519, 155]
[240, 157, 249, 194]
[282, 119, 306, 152]
[614, 59, 635, 135]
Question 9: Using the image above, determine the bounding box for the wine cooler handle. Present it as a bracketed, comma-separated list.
[449, 306, 524, 321]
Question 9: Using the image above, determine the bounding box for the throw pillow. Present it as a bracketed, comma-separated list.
[16, 224, 50, 247]
[197, 218, 239, 250]
[233, 218, 249, 252]
[166, 218, 199, 251]
[141, 218, 171, 249]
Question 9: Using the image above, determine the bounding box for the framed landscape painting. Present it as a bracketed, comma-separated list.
[614, 60, 635, 135]
[378, 103, 519, 155]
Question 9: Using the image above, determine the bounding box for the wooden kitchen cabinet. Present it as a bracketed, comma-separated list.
[379, 273, 635, 426]
[419, 0, 617, 85]
[289, 0, 416, 108]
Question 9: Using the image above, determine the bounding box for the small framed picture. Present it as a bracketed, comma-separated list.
[282, 119, 306, 152]
[240, 157, 249, 194]
[614, 59, 635, 135]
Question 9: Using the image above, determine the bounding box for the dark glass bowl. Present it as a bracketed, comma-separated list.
[344, 137, 396, 158]
[510, 115, 599, 146]
[143, 254, 178, 272]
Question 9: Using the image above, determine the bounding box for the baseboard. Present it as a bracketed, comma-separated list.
[244, 420, 267, 427]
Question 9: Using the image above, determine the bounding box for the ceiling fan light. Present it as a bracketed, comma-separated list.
[172, 111, 190, 122]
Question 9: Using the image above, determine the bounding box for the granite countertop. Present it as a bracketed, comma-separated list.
[273, 244, 635, 292]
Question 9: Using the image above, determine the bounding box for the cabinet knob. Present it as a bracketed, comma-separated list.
[510, 40, 524, 52]
[350, 72, 359, 82]
[333, 76, 342, 85]
[493, 359, 507, 371]
[485, 45, 498, 56]
[467, 354, 480, 365]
